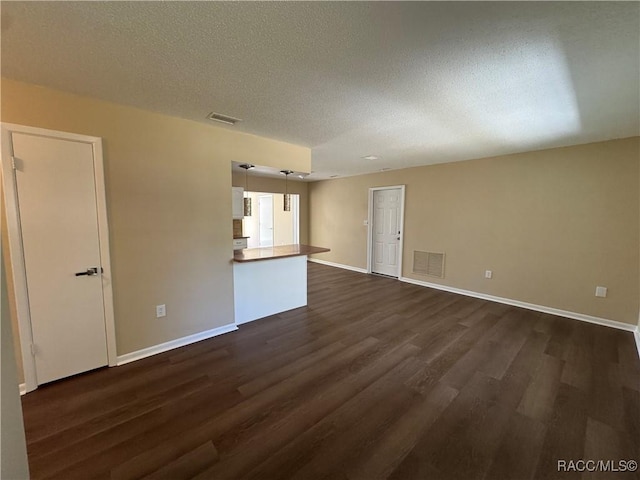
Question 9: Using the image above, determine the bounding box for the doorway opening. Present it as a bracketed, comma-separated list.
[243, 192, 300, 248]
[367, 185, 406, 278]
[1, 123, 116, 393]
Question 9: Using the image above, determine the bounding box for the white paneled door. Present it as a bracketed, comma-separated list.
[7, 129, 110, 386]
[372, 188, 402, 277]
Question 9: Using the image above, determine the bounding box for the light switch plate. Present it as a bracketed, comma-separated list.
[595, 286, 607, 298]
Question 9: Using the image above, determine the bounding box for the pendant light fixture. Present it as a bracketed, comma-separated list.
[280, 170, 294, 211]
[239, 164, 254, 216]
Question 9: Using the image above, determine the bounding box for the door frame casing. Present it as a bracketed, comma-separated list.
[1, 123, 117, 393]
[367, 185, 406, 278]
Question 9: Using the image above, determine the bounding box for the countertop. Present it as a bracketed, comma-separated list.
[233, 244, 330, 263]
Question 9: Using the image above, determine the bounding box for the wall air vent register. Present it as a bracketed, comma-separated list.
[413, 251, 445, 278]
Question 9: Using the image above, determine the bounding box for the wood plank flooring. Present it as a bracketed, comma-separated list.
[21, 262, 640, 479]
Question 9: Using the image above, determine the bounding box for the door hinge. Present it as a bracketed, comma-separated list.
[11, 156, 24, 171]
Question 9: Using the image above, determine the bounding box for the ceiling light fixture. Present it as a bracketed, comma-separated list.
[362, 155, 379, 161]
[280, 170, 294, 211]
[207, 112, 242, 125]
[239, 164, 254, 216]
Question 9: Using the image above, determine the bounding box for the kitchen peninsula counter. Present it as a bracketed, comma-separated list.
[232, 244, 330, 325]
[233, 244, 330, 262]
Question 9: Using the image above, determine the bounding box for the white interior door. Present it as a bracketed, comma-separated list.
[259, 195, 274, 247]
[372, 188, 402, 277]
[11, 131, 109, 385]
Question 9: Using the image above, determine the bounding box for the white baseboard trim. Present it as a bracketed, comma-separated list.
[308, 258, 368, 274]
[116, 323, 238, 366]
[19, 383, 26, 396]
[634, 327, 640, 361]
[399, 276, 637, 333]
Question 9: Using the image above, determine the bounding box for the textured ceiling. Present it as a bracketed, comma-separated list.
[1, 2, 638, 180]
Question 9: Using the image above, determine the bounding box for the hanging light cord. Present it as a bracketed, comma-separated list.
[239, 164, 254, 216]
[280, 170, 294, 211]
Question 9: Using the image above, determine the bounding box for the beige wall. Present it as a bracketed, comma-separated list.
[232, 173, 309, 245]
[310, 137, 640, 325]
[1, 197, 30, 479]
[1, 184, 24, 384]
[1, 78, 310, 356]
[272, 194, 296, 247]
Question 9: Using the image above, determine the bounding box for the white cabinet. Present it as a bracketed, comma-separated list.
[233, 238, 248, 250]
[232, 187, 244, 219]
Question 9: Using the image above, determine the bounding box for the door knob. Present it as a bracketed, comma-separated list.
[75, 267, 102, 276]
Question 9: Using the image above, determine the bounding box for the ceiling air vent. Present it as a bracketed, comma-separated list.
[206, 112, 242, 126]
[413, 251, 445, 278]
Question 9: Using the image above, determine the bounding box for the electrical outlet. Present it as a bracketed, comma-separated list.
[595, 286, 607, 298]
[485, 270, 493, 279]
[156, 304, 166, 318]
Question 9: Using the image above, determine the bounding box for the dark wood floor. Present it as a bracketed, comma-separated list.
[21, 262, 640, 480]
